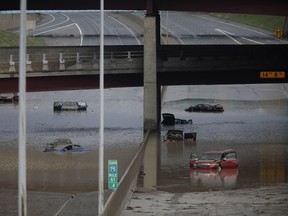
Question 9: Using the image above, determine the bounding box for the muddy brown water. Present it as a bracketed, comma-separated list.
[0, 85, 287, 193]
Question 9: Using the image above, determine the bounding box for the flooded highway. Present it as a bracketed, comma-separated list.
[0, 84, 288, 193]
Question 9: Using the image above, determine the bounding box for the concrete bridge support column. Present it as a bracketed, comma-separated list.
[143, 131, 160, 189]
[143, 1, 161, 189]
[144, 15, 159, 132]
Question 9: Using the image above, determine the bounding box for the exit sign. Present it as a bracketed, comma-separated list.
[260, 72, 285, 79]
[108, 160, 118, 190]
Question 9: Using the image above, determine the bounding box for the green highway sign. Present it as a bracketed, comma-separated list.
[108, 160, 118, 189]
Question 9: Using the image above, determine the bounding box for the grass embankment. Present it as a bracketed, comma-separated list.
[0, 30, 45, 46]
[210, 13, 285, 33]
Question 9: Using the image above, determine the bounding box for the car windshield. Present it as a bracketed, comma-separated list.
[53, 139, 72, 145]
[201, 153, 222, 160]
[63, 102, 77, 106]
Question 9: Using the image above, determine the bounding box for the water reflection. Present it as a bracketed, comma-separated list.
[189, 169, 238, 190]
[259, 146, 286, 185]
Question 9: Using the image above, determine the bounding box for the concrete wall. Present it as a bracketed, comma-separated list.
[0, 14, 40, 30]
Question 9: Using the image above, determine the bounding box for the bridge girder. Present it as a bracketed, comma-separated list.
[1, 0, 288, 16]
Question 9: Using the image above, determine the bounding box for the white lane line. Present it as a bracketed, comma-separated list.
[197, 14, 271, 37]
[32, 14, 71, 35]
[13, 13, 56, 33]
[74, 23, 83, 46]
[34, 13, 56, 28]
[161, 23, 184, 45]
[215, 28, 242, 44]
[33, 23, 76, 36]
[106, 14, 141, 45]
[240, 37, 264, 45]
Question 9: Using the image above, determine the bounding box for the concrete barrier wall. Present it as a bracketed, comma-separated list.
[0, 14, 40, 30]
[0, 46, 144, 76]
[100, 131, 150, 216]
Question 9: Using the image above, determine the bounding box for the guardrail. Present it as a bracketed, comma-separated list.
[100, 130, 150, 216]
[0, 46, 144, 74]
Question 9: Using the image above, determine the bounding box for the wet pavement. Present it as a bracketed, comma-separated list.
[121, 184, 288, 216]
[1, 184, 287, 216]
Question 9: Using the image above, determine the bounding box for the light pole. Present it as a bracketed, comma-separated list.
[18, 0, 27, 215]
[98, 0, 105, 214]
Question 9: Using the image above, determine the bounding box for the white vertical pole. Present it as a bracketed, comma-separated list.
[166, 11, 169, 44]
[98, 0, 105, 214]
[18, 0, 27, 215]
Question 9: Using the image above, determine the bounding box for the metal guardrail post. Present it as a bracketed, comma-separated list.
[42, 54, 49, 71]
[127, 51, 132, 62]
[76, 53, 80, 64]
[76, 53, 82, 70]
[93, 53, 99, 69]
[26, 54, 32, 72]
[59, 53, 65, 70]
[9, 54, 16, 72]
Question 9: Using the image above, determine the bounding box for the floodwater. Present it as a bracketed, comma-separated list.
[0, 84, 288, 193]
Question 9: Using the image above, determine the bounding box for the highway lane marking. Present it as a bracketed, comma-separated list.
[13, 13, 57, 33]
[33, 23, 76, 36]
[33, 14, 71, 36]
[240, 37, 264, 45]
[137, 12, 184, 44]
[36, 14, 70, 31]
[215, 28, 265, 45]
[74, 23, 83, 46]
[106, 14, 141, 45]
[197, 14, 270, 37]
[215, 28, 242, 44]
[34, 13, 56, 28]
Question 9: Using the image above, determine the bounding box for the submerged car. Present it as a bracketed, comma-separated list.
[164, 129, 196, 142]
[190, 149, 238, 171]
[0, 93, 18, 103]
[44, 138, 90, 152]
[185, 104, 224, 112]
[53, 101, 88, 111]
[161, 113, 193, 126]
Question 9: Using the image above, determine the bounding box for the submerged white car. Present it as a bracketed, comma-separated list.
[53, 101, 88, 111]
[44, 138, 90, 152]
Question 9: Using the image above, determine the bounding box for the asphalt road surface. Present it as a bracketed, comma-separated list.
[25, 11, 287, 46]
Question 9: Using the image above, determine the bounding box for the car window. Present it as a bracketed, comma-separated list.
[73, 145, 82, 150]
[54, 139, 72, 145]
[201, 153, 221, 160]
[224, 152, 237, 159]
[63, 102, 77, 106]
[64, 145, 73, 151]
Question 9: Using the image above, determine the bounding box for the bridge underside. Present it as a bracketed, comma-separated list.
[0, 70, 286, 93]
[1, 0, 288, 15]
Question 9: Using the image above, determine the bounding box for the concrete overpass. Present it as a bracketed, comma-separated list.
[0, 45, 287, 93]
[1, 0, 288, 16]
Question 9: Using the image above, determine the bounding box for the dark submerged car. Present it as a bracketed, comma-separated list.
[185, 104, 224, 112]
[44, 138, 90, 152]
[161, 113, 193, 125]
[190, 149, 238, 171]
[164, 129, 196, 142]
[0, 93, 18, 103]
[53, 101, 88, 111]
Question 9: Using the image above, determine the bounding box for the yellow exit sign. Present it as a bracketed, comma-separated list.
[260, 72, 285, 78]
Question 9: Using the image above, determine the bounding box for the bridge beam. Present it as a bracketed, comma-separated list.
[143, 15, 160, 132]
[143, 11, 161, 189]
